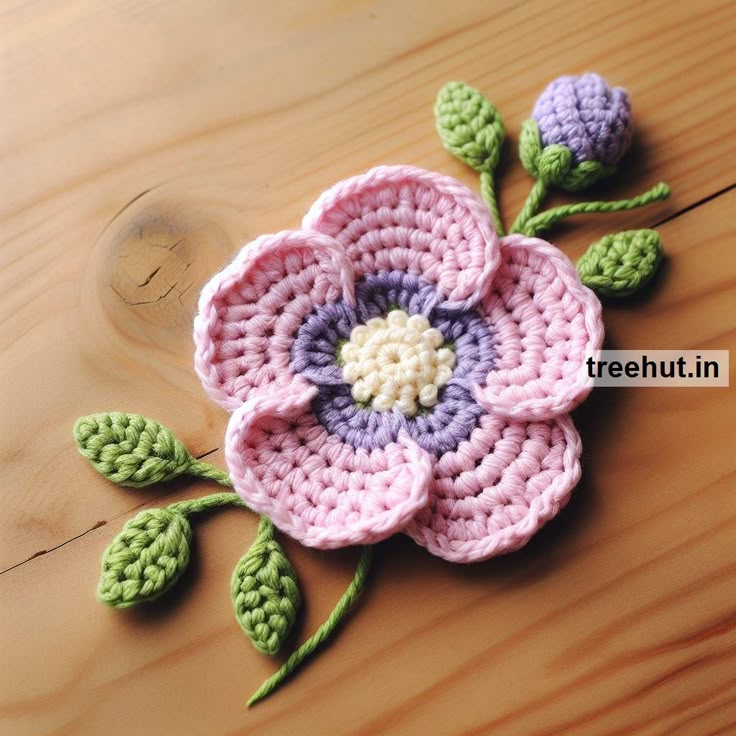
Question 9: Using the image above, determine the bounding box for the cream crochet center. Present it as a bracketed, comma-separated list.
[339, 309, 456, 417]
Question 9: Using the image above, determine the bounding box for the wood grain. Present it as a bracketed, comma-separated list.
[1, 1, 735, 734]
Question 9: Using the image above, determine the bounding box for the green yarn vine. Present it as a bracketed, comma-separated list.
[78, 75, 675, 713]
[247, 545, 373, 707]
[436, 79, 671, 296]
[76, 412, 370, 707]
[518, 182, 671, 238]
[510, 130, 670, 236]
[435, 81, 505, 235]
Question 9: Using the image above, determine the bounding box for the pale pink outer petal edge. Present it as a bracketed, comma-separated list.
[225, 384, 434, 549]
[193, 229, 355, 412]
[474, 234, 604, 421]
[404, 414, 582, 563]
[301, 164, 502, 310]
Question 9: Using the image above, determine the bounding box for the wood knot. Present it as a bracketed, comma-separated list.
[95, 189, 233, 329]
[110, 216, 193, 307]
[110, 215, 194, 312]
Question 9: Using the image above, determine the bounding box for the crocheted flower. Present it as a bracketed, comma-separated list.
[533, 73, 632, 167]
[194, 166, 603, 563]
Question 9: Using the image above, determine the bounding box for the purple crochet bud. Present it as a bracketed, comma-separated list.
[532, 73, 632, 167]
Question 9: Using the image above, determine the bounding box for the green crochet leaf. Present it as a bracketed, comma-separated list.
[74, 412, 194, 487]
[435, 81, 504, 172]
[577, 229, 664, 297]
[232, 531, 301, 656]
[518, 118, 544, 177]
[97, 508, 192, 608]
[519, 118, 614, 192]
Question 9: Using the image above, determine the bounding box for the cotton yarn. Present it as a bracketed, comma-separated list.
[97, 508, 192, 608]
[231, 517, 301, 656]
[512, 73, 657, 234]
[435, 80, 505, 172]
[435, 80, 506, 234]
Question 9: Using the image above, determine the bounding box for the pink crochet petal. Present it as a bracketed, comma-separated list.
[225, 386, 433, 549]
[194, 230, 355, 410]
[405, 412, 581, 563]
[475, 234, 603, 421]
[302, 165, 501, 310]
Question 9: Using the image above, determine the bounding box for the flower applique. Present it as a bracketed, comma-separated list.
[76, 73, 671, 706]
[193, 165, 603, 562]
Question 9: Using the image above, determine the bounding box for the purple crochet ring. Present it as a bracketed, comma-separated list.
[291, 270, 494, 454]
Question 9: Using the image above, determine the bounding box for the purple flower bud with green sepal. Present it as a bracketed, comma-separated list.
[532, 73, 632, 167]
[516, 73, 634, 199]
[512, 73, 669, 236]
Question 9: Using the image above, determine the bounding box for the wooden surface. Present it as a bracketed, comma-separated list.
[1, 1, 735, 734]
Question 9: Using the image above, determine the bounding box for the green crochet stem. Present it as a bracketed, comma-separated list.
[96, 485, 252, 610]
[247, 545, 374, 707]
[167, 489, 246, 516]
[171, 461, 373, 707]
[509, 178, 547, 234]
[186, 459, 233, 487]
[480, 170, 504, 236]
[79, 412, 373, 704]
[512, 182, 670, 237]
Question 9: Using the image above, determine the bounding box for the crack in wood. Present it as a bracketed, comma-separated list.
[1, 447, 223, 576]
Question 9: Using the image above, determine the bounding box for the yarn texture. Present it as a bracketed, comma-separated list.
[79, 71, 674, 710]
[97, 491, 245, 608]
[435, 81, 504, 173]
[532, 73, 632, 167]
[340, 309, 456, 415]
[518, 118, 615, 193]
[193, 165, 604, 563]
[98, 508, 192, 608]
[435, 81, 505, 234]
[519, 182, 670, 238]
[577, 229, 663, 297]
[247, 545, 373, 706]
[232, 517, 302, 655]
[75, 413, 194, 487]
[510, 73, 666, 237]
[75, 412, 237, 488]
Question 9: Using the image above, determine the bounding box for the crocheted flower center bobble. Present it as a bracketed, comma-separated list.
[340, 310, 455, 416]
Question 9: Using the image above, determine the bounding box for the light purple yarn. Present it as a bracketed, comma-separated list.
[532, 73, 632, 166]
[313, 382, 486, 455]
